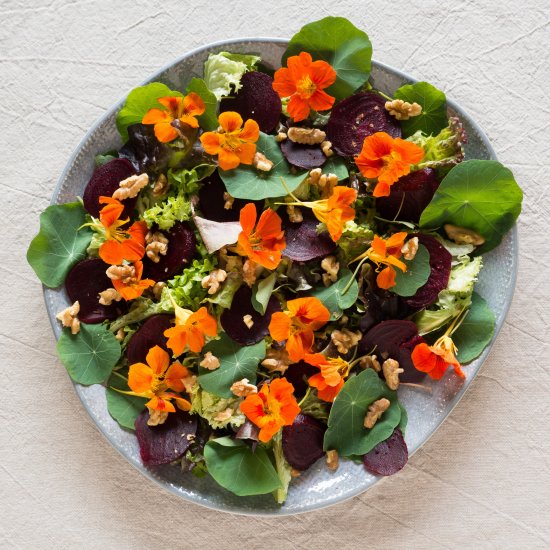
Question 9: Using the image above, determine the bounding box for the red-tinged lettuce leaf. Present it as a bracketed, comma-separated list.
[65, 258, 127, 323]
[126, 314, 173, 365]
[135, 409, 198, 466]
[282, 414, 326, 471]
[363, 428, 408, 476]
[82, 158, 137, 219]
[119, 124, 172, 174]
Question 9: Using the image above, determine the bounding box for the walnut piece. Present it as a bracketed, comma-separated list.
[307, 167, 322, 185]
[243, 259, 261, 287]
[364, 398, 391, 429]
[401, 236, 419, 261]
[230, 378, 258, 397]
[383, 358, 404, 390]
[331, 329, 362, 355]
[243, 314, 254, 329]
[385, 99, 422, 120]
[223, 191, 235, 210]
[106, 264, 136, 283]
[200, 352, 220, 371]
[444, 224, 486, 246]
[201, 269, 227, 295]
[182, 374, 197, 393]
[147, 409, 169, 426]
[286, 204, 303, 223]
[213, 408, 234, 423]
[145, 231, 169, 263]
[360, 354, 381, 372]
[152, 281, 166, 300]
[326, 450, 339, 471]
[321, 255, 340, 286]
[98, 288, 122, 306]
[275, 131, 287, 142]
[56, 301, 80, 334]
[290, 468, 301, 478]
[112, 173, 149, 201]
[287, 126, 326, 145]
[152, 173, 168, 198]
[321, 140, 334, 157]
[261, 347, 292, 374]
[253, 151, 274, 172]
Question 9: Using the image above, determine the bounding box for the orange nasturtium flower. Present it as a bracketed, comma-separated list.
[240, 378, 301, 442]
[356, 232, 408, 290]
[96, 196, 147, 265]
[142, 93, 206, 143]
[283, 186, 357, 242]
[269, 297, 330, 362]
[200, 111, 260, 170]
[112, 260, 154, 301]
[272, 51, 337, 122]
[127, 345, 191, 414]
[305, 353, 352, 403]
[355, 132, 424, 197]
[164, 305, 217, 357]
[235, 203, 286, 269]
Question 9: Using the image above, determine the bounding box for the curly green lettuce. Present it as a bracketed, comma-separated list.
[204, 51, 260, 100]
[337, 220, 374, 261]
[190, 385, 245, 429]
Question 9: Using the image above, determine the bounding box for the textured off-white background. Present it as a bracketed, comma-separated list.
[1, 0, 549, 548]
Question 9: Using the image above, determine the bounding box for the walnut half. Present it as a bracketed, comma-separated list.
[383, 358, 404, 390]
[364, 398, 390, 429]
[444, 224, 486, 246]
[56, 301, 80, 334]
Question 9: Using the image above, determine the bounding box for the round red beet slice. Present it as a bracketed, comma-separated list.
[284, 360, 318, 398]
[126, 314, 173, 365]
[376, 168, 440, 223]
[363, 429, 408, 476]
[219, 71, 282, 134]
[406, 234, 452, 309]
[359, 319, 426, 382]
[135, 409, 198, 467]
[82, 158, 137, 219]
[142, 222, 196, 282]
[282, 414, 326, 471]
[65, 258, 127, 323]
[282, 210, 336, 262]
[280, 139, 327, 170]
[326, 92, 401, 156]
[198, 170, 264, 222]
[220, 285, 281, 345]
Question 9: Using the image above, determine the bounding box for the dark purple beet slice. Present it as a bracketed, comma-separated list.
[376, 168, 440, 223]
[142, 222, 196, 282]
[198, 170, 264, 222]
[220, 285, 281, 345]
[406, 234, 452, 309]
[280, 139, 326, 170]
[65, 258, 127, 323]
[284, 361, 318, 398]
[119, 123, 172, 174]
[363, 429, 408, 476]
[82, 158, 137, 219]
[327, 92, 401, 156]
[359, 319, 426, 382]
[282, 414, 326, 471]
[135, 409, 198, 467]
[219, 71, 282, 134]
[282, 210, 336, 262]
[127, 314, 173, 365]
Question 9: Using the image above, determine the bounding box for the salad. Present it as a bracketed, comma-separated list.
[27, 17, 522, 503]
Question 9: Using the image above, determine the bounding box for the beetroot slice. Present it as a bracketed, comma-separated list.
[142, 222, 196, 282]
[220, 285, 281, 345]
[135, 409, 198, 467]
[282, 414, 326, 471]
[406, 234, 452, 309]
[83, 158, 137, 219]
[126, 314, 173, 365]
[282, 210, 336, 262]
[65, 258, 127, 323]
[359, 319, 426, 382]
[363, 429, 408, 476]
[280, 139, 326, 170]
[376, 168, 440, 223]
[326, 92, 401, 156]
[198, 170, 264, 222]
[284, 361, 318, 398]
[219, 71, 282, 134]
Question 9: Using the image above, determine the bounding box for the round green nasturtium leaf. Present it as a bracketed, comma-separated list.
[56, 323, 121, 385]
[323, 369, 402, 457]
[199, 333, 266, 398]
[219, 133, 307, 200]
[419, 160, 523, 254]
[106, 372, 146, 430]
[283, 16, 372, 100]
[185, 77, 218, 131]
[27, 202, 92, 288]
[392, 244, 431, 297]
[204, 437, 281, 496]
[311, 268, 359, 321]
[453, 292, 496, 363]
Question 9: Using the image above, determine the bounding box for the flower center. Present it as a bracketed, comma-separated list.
[221, 132, 242, 151]
[150, 376, 167, 394]
[296, 75, 317, 98]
